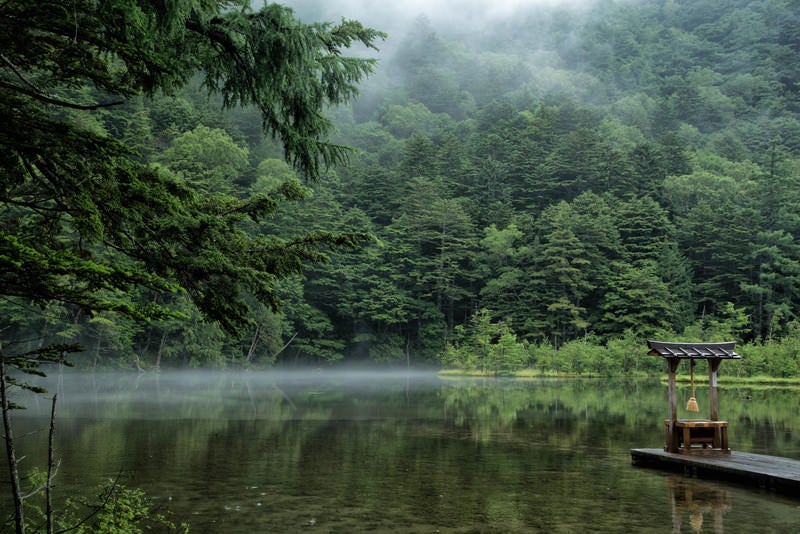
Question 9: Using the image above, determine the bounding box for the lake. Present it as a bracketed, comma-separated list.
[3, 370, 800, 532]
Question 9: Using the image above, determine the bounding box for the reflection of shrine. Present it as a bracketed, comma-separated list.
[668, 477, 731, 533]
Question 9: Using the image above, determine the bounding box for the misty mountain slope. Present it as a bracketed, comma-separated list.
[289, 0, 800, 361]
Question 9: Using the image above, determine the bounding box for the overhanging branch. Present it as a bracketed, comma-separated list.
[1, 53, 123, 110]
[0, 81, 124, 110]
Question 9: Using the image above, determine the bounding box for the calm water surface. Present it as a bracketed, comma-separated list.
[3, 370, 800, 533]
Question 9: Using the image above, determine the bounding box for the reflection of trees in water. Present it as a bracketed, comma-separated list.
[438, 378, 667, 444]
[668, 477, 731, 533]
[436, 378, 800, 456]
[441, 380, 532, 442]
[16, 373, 800, 457]
[5, 373, 800, 532]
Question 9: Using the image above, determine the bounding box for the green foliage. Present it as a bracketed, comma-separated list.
[51, 479, 188, 533]
[441, 310, 530, 375]
[159, 125, 250, 192]
[597, 261, 674, 336]
[681, 302, 751, 342]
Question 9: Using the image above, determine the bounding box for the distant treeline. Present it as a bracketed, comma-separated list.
[7, 0, 800, 374]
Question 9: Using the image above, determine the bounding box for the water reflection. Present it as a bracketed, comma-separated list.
[668, 477, 731, 533]
[3, 370, 799, 532]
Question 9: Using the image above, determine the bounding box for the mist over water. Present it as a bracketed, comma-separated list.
[11, 368, 443, 419]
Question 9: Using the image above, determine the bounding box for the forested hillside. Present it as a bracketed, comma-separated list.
[5, 0, 800, 373]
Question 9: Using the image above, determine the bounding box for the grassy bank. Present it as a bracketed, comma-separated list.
[438, 369, 800, 386]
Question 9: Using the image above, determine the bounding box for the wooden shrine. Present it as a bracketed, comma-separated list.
[647, 340, 740, 454]
[634, 341, 800, 495]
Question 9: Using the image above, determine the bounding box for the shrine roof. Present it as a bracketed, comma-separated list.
[647, 340, 740, 359]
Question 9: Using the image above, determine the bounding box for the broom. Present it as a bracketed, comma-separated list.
[686, 358, 699, 413]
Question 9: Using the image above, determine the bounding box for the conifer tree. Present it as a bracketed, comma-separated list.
[0, 0, 384, 335]
[0, 4, 382, 529]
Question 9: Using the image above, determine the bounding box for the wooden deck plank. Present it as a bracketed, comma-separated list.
[631, 448, 800, 497]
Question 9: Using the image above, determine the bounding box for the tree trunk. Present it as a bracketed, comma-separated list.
[155, 332, 167, 371]
[272, 333, 298, 363]
[92, 333, 102, 369]
[246, 325, 261, 362]
[1, 356, 26, 534]
[46, 395, 57, 534]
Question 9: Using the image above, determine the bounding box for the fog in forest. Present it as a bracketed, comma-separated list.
[284, 0, 600, 38]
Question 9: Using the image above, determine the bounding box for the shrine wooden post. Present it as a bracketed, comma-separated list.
[708, 358, 722, 421]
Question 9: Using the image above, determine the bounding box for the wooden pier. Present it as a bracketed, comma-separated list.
[631, 448, 800, 497]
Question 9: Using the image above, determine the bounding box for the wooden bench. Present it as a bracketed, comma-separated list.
[664, 419, 729, 454]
